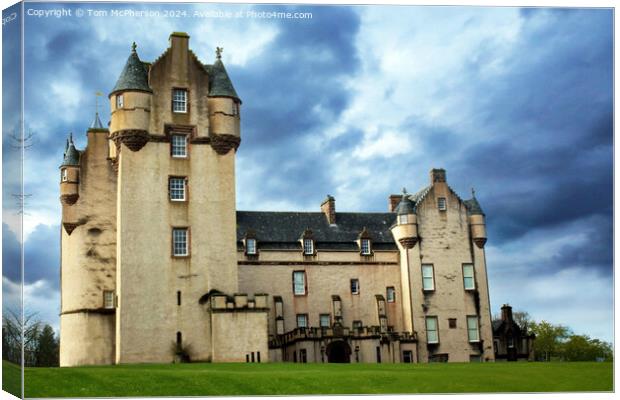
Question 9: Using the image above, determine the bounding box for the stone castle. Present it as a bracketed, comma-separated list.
[59, 32, 495, 366]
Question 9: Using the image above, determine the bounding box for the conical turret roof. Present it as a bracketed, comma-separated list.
[110, 42, 152, 95]
[207, 50, 241, 103]
[394, 189, 416, 215]
[464, 189, 484, 216]
[89, 112, 106, 130]
[61, 133, 80, 167]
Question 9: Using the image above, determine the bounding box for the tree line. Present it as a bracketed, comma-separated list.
[2, 310, 59, 367]
[494, 310, 613, 362]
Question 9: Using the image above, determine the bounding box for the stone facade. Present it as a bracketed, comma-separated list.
[59, 33, 495, 366]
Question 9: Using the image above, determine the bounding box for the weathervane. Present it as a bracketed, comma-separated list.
[216, 46, 223, 59]
[471, 187, 476, 197]
[95, 91, 103, 113]
[131, 41, 137, 53]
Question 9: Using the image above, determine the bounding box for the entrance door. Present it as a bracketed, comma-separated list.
[326, 340, 351, 363]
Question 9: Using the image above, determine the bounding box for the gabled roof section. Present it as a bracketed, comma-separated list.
[236, 211, 396, 251]
[110, 42, 152, 96]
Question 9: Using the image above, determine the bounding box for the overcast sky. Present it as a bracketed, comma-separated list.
[2, 3, 613, 342]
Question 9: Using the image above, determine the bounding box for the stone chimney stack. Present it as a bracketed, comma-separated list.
[430, 168, 446, 185]
[501, 304, 513, 322]
[388, 194, 403, 212]
[321, 195, 336, 225]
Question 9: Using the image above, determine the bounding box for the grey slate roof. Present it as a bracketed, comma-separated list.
[394, 194, 416, 215]
[207, 58, 241, 102]
[89, 112, 106, 130]
[236, 211, 397, 251]
[110, 44, 152, 95]
[61, 135, 80, 167]
[464, 197, 484, 216]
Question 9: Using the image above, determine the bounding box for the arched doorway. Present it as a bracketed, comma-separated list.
[326, 340, 351, 363]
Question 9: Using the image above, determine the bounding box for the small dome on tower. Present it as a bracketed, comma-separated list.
[110, 42, 152, 96]
[394, 189, 416, 215]
[206, 47, 241, 103]
[61, 134, 80, 167]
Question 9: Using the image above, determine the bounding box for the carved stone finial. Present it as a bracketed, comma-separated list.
[402, 187, 408, 196]
[131, 42, 137, 53]
[216, 46, 223, 59]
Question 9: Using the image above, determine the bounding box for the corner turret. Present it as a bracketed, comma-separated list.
[390, 188, 419, 248]
[60, 133, 80, 206]
[109, 42, 152, 152]
[465, 188, 487, 248]
[207, 47, 241, 154]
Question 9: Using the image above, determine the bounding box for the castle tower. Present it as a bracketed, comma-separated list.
[59, 109, 117, 366]
[112, 33, 244, 364]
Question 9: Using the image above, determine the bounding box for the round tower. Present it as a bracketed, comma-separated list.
[207, 47, 241, 154]
[59, 133, 80, 206]
[467, 189, 487, 248]
[108, 42, 152, 152]
[390, 189, 419, 248]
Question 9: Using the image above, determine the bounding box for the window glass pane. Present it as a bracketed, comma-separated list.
[104, 291, 114, 309]
[246, 238, 256, 254]
[116, 94, 123, 108]
[320, 315, 330, 327]
[293, 272, 305, 295]
[361, 239, 371, 254]
[172, 89, 187, 112]
[463, 264, 475, 290]
[422, 265, 434, 290]
[171, 135, 187, 157]
[438, 197, 447, 210]
[169, 177, 186, 200]
[173, 228, 188, 256]
[426, 317, 438, 343]
[398, 214, 408, 224]
[387, 287, 395, 302]
[467, 316, 479, 342]
[351, 279, 359, 294]
[297, 314, 307, 328]
[303, 239, 313, 254]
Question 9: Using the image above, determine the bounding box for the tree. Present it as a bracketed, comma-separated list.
[530, 320, 570, 361]
[560, 335, 613, 362]
[512, 311, 532, 332]
[35, 325, 59, 367]
[2, 309, 41, 366]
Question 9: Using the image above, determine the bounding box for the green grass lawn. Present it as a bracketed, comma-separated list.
[2, 361, 21, 398]
[4, 360, 613, 398]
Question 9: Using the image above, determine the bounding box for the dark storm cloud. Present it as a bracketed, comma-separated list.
[2, 223, 20, 284]
[433, 9, 612, 275]
[2, 223, 60, 289]
[232, 6, 362, 205]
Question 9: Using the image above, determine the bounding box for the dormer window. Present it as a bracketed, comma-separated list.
[398, 214, 408, 224]
[438, 197, 447, 211]
[172, 89, 188, 113]
[116, 94, 124, 109]
[303, 238, 314, 255]
[246, 238, 257, 255]
[361, 239, 371, 255]
[61, 168, 68, 182]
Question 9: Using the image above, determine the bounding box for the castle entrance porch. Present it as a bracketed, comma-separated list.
[326, 340, 351, 363]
